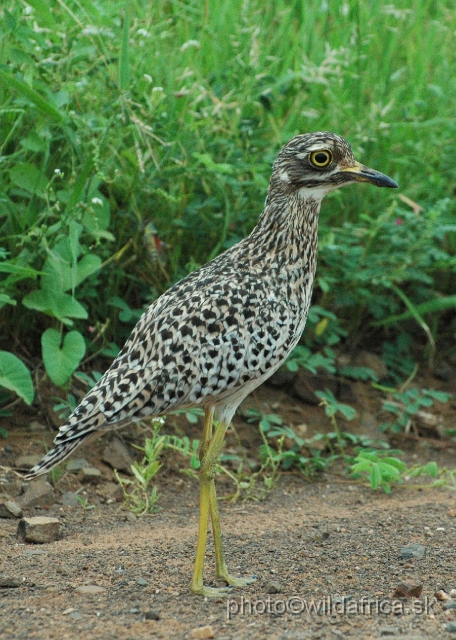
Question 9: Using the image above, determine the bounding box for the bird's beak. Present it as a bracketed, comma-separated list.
[340, 161, 398, 189]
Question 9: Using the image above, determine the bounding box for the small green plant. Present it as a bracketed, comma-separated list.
[315, 389, 357, 452]
[163, 434, 201, 474]
[350, 450, 407, 493]
[350, 450, 455, 493]
[380, 387, 452, 433]
[115, 420, 165, 515]
[76, 495, 95, 511]
[171, 407, 205, 424]
[245, 409, 284, 431]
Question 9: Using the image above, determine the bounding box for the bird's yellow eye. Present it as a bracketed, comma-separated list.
[309, 150, 332, 168]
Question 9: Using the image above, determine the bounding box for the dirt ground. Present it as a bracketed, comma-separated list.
[1, 374, 456, 640]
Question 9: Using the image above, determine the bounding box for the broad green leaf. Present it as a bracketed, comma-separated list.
[0, 294, 17, 309]
[9, 163, 48, 195]
[41, 329, 86, 387]
[0, 351, 34, 405]
[22, 289, 88, 324]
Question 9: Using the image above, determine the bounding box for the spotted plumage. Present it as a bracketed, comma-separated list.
[25, 132, 397, 596]
[26, 132, 397, 479]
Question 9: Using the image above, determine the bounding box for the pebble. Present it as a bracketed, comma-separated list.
[436, 590, 452, 601]
[66, 459, 90, 474]
[78, 467, 103, 484]
[62, 491, 80, 507]
[68, 612, 83, 621]
[446, 622, 456, 633]
[392, 579, 422, 598]
[137, 578, 148, 587]
[75, 585, 106, 595]
[144, 609, 160, 620]
[17, 516, 60, 544]
[190, 626, 214, 640]
[125, 512, 137, 523]
[0, 575, 21, 588]
[443, 600, 456, 610]
[0, 499, 23, 519]
[379, 627, 399, 636]
[451, 589, 456, 598]
[18, 479, 55, 509]
[102, 438, 134, 474]
[398, 544, 426, 561]
[15, 455, 43, 470]
[266, 580, 283, 594]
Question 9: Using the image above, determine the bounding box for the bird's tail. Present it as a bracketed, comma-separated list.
[24, 433, 93, 480]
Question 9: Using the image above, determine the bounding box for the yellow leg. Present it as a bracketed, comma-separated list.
[190, 409, 256, 597]
[209, 480, 256, 588]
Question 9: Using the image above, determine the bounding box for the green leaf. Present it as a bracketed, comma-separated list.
[369, 463, 381, 490]
[41, 329, 86, 387]
[0, 294, 17, 309]
[9, 163, 48, 195]
[0, 70, 65, 121]
[0, 351, 34, 405]
[119, 1, 130, 90]
[22, 289, 88, 324]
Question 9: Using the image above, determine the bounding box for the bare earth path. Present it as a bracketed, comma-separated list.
[1, 473, 456, 640]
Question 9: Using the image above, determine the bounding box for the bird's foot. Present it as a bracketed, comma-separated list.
[217, 572, 257, 588]
[191, 582, 234, 598]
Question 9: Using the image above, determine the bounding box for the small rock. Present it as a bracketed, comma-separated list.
[62, 491, 80, 508]
[18, 478, 55, 509]
[15, 455, 43, 470]
[392, 579, 422, 598]
[17, 516, 60, 544]
[78, 467, 103, 484]
[75, 585, 106, 595]
[446, 622, 456, 633]
[398, 544, 426, 561]
[443, 600, 456, 610]
[102, 438, 134, 474]
[98, 482, 123, 502]
[436, 590, 451, 601]
[125, 512, 137, 523]
[0, 499, 23, 519]
[267, 368, 297, 389]
[451, 589, 456, 598]
[433, 361, 453, 381]
[29, 421, 46, 432]
[66, 459, 90, 474]
[266, 580, 283, 594]
[292, 372, 338, 406]
[137, 578, 148, 587]
[68, 612, 83, 621]
[190, 626, 214, 640]
[0, 575, 21, 588]
[352, 351, 388, 379]
[144, 609, 160, 620]
[379, 627, 399, 636]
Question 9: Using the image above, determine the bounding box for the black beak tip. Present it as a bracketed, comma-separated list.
[381, 176, 399, 189]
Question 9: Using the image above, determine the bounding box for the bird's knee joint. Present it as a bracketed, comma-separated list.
[200, 460, 216, 482]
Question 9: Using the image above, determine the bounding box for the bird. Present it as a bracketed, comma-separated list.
[26, 132, 398, 597]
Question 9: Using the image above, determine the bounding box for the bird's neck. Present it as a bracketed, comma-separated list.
[246, 191, 321, 279]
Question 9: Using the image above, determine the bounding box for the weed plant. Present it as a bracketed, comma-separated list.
[1, 0, 455, 414]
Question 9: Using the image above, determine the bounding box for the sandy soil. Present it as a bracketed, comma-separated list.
[1, 378, 456, 640]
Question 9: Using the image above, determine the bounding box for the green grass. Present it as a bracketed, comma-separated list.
[0, 0, 455, 397]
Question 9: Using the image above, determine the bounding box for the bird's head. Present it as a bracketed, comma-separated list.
[272, 132, 398, 201]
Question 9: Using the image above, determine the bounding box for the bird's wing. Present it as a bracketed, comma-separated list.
[54, 268, 299, 444]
